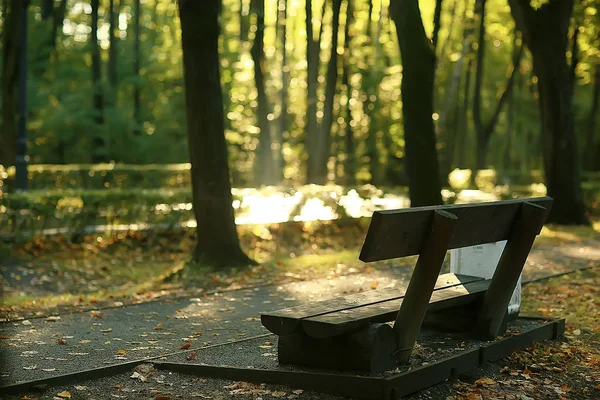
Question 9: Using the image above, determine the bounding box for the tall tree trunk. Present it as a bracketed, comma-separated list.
[34, 0, 68, 77]
[438, 0, 470, 174]
[276, 0, 288, 182]
[305, 0, 330, 184]
[133, 0, 142, 136]
[456, 57, 473, 168]
[343, 0, 355, 185]
[473, 0, 523, 171]
[251, 0, 276, 185]
[509, 0, 588, 225]
[240, 0, 250, 42]
[91, 0, 107, 163]
[108, 0, 118, 90]
[390, 0, 443, 206]
[364, 0, 384, 185]
[584, 66, 599, 170]
[178, 0, 255, 268]
[312, 0, 343, 185]
[0, 0, 21, 167]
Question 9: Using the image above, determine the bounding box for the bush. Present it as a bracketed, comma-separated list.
[1, 163, 193, 191]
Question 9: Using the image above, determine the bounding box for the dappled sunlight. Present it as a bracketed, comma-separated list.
[293, 197, 338, 222]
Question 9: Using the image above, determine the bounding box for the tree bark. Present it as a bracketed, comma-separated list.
[251, 0, 276, 185]
[306, 0, 332, 184]
[584, 66, 599, 170]
[509, 0, 588, 225]
[178, 0, 255, 268]
[91, 0, 107, 163]
[240, 0, 250, 42]
[313, 0, 343, 185]
[34, 0, 68, 77]
[390, 0, 443, 206]
[108, 0, 118, 90]
[473, 0, 523, 171]
[343, 0, 356, 185]
[364, 0, 384, 185]
[0, 0, 21, 167]
[276, 0, 288, 182]
[133, 0, 142, 136]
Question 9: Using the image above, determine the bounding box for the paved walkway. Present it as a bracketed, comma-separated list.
[1, 239, 599, 391]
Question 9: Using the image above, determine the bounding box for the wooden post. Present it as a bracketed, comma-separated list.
[393, 209, 458, 364]
[477, 201, 550, 339]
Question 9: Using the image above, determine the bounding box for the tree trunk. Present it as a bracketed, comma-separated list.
[343, 0, 356, 185]
[178, 0, 255, 268]
[251, 0, 276, 185]
[276, 0, 288, 182]
[91, 0, 107, 163]
[0, 0, 21, 167]
[312, 0, 343, 185]
[364, 0, 384, 185]
[306, 1, 331, 184]
[437, 0, 470, 175]
[473, 0, 523, 171]
[390, 0, 443, 207]
[108, 0, 118, 90]
[509, 0, 588, 225]
[34, 0, 68, 77]
[240, 0, 250, 42]
[133, 0, 142, 136]
[584, 66, 599, 170]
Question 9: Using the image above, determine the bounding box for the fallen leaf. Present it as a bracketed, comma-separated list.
[595, 383, 600, 391]
[180, 343, 191, 350]
[130, 371, 147, 382]
[572, 328, 581, 336]
[42, 368, 56, 372]
[370, 281, 379, 289]
[117, 349, 126, 355]
[22, 320, 32, 326]
[57, 339, 67, 345]
[186, 352, 197, 360]
[56, 391, 71, 398]
[155, 322, 163, 330]
[23, 365, 37, 370]
[154, 397, 171, 400]
[475, 377, 496, 386]
[100, 328, 112, 333]
[45, 316, 61, 322]
[194, 331, 203, 336]
[74, 386, 88, 391]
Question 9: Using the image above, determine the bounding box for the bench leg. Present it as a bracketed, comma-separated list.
[393, 209, 458, 364]
[477, 202, 550, 339]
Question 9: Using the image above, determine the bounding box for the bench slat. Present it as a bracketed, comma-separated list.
[301, 279, 491, 338]
[359, 197, 553, 262]
[261, 273, 483, 335]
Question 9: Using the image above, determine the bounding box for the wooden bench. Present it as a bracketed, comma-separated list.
[260, 197, 553, 372]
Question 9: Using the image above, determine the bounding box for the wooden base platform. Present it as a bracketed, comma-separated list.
[154, 317, 565, 400]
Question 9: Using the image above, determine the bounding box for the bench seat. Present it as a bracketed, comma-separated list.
[261, 272, 488, 338]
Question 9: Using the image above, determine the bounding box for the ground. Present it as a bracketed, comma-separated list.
[0, 218, 599, 399]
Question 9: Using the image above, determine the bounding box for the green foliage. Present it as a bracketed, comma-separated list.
[0, 0, 598, 183]
[1, 163, 192, 190]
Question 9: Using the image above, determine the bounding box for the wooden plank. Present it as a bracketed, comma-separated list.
[153, 362, 389, 400]
[477, 201, 551, 338]
[261, 273, 483, 335]
[359, 197, 553, 262]
[302, 279, 491, 338]
[393, 209, 458, 364]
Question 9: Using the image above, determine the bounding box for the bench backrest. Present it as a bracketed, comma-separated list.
[359, 197, 553, 262]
